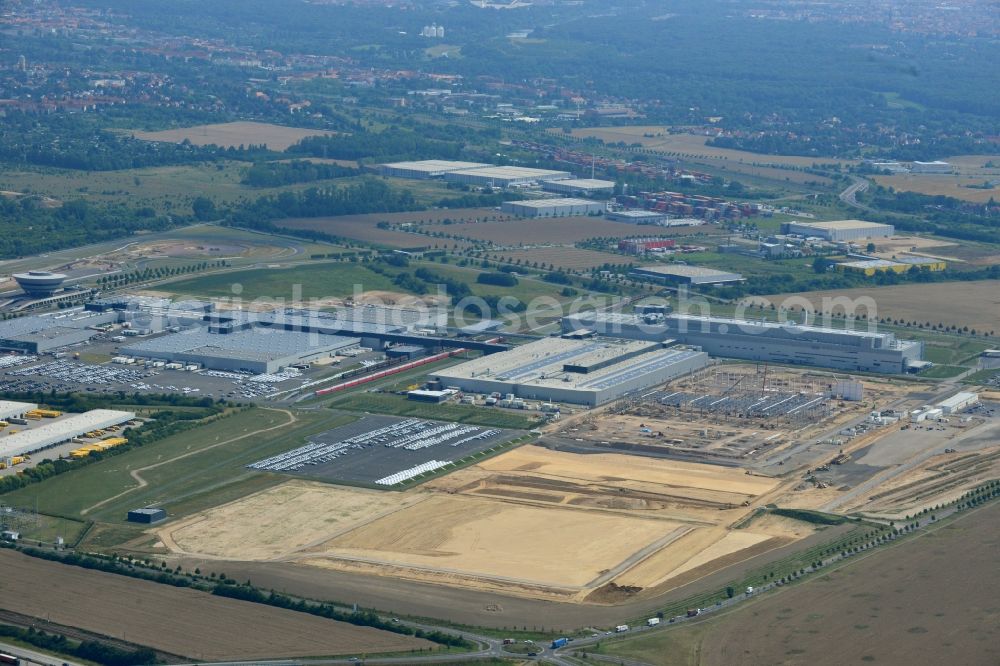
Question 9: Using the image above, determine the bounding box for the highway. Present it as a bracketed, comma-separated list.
[0, 640, 85, 666]
[839, 175, 873, 211]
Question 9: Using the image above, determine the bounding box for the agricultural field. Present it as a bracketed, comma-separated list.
[873, 154, 1000, 204]
[500, 246, 638, 270]
[425, 216, 720, 245]
[0, 549, 431, 661]
[130, 121, 334, 151]
[276, 208, 493, 248]
[565, 126, 855, 169]
[873, 174, 1000, 203]
[594, 501, 1000, 666]
[764, 281, 1000, 336]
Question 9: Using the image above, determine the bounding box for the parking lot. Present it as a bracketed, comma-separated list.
[248, 415, 521, 487]
[0, 350, 378, 402]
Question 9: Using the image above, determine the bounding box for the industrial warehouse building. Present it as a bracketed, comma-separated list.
[0, 401, 37, 421]
[0, 409, 135, 459]
[781, 219, 894, 242]
[443, 166, 572, 188]
[562, 312, 924, 374]
[630, 265, 744, 285]
[542, 178, 615, 196]
[0, 311, 118, 353]
[837, 257, 947, 276]
[378, 160, 490, 179]
[431, 337, 708, 406]
[122, 329, 360, 374]
[501, 198, 605, 218]
[606, 210, 669, 224]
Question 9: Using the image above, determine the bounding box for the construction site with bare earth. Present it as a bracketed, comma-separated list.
[150, 363, 1000, 612]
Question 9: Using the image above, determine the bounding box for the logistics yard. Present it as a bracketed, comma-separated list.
[247, 414, 521, 487]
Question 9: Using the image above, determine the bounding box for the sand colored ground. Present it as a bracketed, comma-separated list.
[473, 445, 779, 497]
[161, 480, 425, 560]
[307, 493, 682, 588]
[564, 127, 856, 169]
[765, 280, 1000, 333]
[0, 549, 430, 660]
[132, 122, 334, 151]
[874, 174, 1000, 203]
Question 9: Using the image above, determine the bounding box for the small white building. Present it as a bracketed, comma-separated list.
[937, 392, 979, 415]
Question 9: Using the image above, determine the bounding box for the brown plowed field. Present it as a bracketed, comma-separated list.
[501, 247, 637, 269]
[764, 280, 1000, 333]
[0, 549, 430, 660]
[607, 501, 1000, 665]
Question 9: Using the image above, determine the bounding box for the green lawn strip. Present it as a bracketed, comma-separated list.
[918, 364, 969, 379]
[327, 393, 543, 429]
[163, 262, 398, 300]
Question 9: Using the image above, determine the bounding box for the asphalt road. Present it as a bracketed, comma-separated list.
[0, 640, 85, 666]
[839, 175, 873, 211]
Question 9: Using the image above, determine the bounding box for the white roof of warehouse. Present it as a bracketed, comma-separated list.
[0, 401, 37, 418]
[0, 409, 135, 458]
[381, 159, 490, 172]
[510, 198, 602, 208]
[446, 165, 571, 180]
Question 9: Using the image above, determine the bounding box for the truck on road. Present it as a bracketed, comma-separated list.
[646, 617, 661, 626]
[615, 624, 629, 633]
[551, 638, 569, 649]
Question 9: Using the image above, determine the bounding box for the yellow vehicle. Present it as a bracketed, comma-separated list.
[30, 409, 62, 419]
[0, 421, 8, 428]
[10, 456, 26, 465]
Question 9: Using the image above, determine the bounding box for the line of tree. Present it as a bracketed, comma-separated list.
[241, 160, 361, 187]
[0, 623, 159, 666]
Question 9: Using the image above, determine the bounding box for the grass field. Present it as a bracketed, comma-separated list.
[0, 549, 431, 660]
[592, 501, 1000, 666]
[0, 409, 354, 526]
[163, 262, 399, 300]
[130, 121, 334, 151]
[327, 393, 543, 429]
[0, 161, 368, 215]
[963, 368, 1000, 386]
[918, 364, 969, 379]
